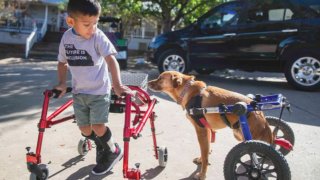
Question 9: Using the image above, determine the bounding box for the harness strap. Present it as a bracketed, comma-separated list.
[186, 95, 215, 142]
[218, 104, 232, 128]
[218, 104, 240, 129]
[186, 95, 206, 128]
[177, 80, 194, 104]
[187, 100, 240, 129]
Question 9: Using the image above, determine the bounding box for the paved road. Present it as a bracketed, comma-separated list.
[0, 58, 319, 180]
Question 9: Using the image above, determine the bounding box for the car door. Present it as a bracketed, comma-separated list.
[232, 0, 300, 71]
[187, 1, 245, 69]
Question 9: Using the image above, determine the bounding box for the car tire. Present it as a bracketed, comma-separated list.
[284, 51, 320, 91]
[158, 49, 188, 73]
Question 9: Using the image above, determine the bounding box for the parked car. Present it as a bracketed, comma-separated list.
[99, 16, 128, 69]
[146, 0, 320, 91]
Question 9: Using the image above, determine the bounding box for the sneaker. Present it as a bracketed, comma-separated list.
[95, 144, 104, 164]
[91, 143, 123, 175]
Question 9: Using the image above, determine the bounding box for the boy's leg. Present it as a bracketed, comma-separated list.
[93, 125, 116, 152]
[79, 125, 92, 136]
[80, 129, 104, 163]
[91, 124, 123, 175]
[73, 94, 108, 165]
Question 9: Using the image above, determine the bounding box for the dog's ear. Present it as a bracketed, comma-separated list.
[172, 75, 183, 88]
[188, 75, 195, 81]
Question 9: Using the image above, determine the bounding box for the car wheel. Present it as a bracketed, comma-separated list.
[284, 51, 320, 91]
[158, 49, 188, 73]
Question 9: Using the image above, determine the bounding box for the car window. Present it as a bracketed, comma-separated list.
[246, 3, 295, 23]
[200, 3, 242, 30]
[294, 0, 320, 18]
[269, 8, 293, 21]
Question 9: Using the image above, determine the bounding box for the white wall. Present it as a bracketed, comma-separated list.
[127, 37, 152, 51]
[28, 4, 59, 32]
[0, 31, 28, 44]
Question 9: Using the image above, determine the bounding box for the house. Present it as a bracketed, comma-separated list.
[126, 18, 158, 51]
[0, 0, 158, 58]
[0, 0, 66, 58]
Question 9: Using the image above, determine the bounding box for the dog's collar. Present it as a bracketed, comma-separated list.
[177, 80, 194, 105]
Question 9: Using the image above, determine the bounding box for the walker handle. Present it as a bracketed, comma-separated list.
[52, 87, 72, 98]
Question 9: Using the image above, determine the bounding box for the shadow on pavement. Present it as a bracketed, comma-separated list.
[179, 163, 201, 180]
[66, 165, 113, 180]
[141, 166, 165, 179]
[49, 155, 86, 179]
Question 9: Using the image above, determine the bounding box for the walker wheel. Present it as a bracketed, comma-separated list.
[29, 164, 49, 180]
[158, 146, 168, 167]
[78, 138, 90, 156]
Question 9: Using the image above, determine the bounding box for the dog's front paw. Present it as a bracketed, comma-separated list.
[194, 172, 206, 180]
[193, 157, 202, 165]
[193, 157, 211, 165]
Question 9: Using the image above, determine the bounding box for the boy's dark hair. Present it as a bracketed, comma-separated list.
[67, 0, 101, 17]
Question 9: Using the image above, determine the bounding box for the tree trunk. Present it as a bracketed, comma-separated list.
[162, 19, 172, 33]
[161, 6, 172, 33]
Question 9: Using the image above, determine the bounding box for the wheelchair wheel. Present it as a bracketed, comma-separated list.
[224, 140, 291, 180]
[158, 146, 168, 167]
[266, 116, 295, 156]
[78, 138, 90, 156]
[29, 164, 49, 180]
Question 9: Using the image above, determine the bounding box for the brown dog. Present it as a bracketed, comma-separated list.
[148, 71, 273, 180]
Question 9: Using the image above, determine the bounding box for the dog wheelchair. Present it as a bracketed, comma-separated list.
[189, 93, 294, 179]
[26, 73, 167, 180]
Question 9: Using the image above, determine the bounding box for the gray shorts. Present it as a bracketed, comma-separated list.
[73, 93, 111, 126]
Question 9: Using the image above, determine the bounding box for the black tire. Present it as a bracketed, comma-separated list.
[195, 68, 215, 75]
[224, 140, 291, 180]
[158, 49, 188, 73]
[266, 116, 295, 156]
[284, 51, 320, 91]
[29, 164, 49, 180]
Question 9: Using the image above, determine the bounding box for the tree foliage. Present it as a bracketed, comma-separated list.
[101, 0, 221, 32]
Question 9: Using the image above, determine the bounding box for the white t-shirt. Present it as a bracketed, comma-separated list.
[58, 28, 117, 95]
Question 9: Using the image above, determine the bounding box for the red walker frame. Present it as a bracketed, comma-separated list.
[26, 86, 161, 180]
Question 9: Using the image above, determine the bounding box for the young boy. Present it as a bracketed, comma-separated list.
[54, 0, 132, 175]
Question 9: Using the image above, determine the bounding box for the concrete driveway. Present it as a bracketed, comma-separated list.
[0, 58, 319, 180]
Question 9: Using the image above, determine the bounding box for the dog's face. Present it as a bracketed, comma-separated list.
[148, 71, 194, 93]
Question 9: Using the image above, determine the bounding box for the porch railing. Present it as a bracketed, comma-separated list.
[25, 28, 37, 58]
[25, 18, 47, 58]
[37, 18, 47, 41]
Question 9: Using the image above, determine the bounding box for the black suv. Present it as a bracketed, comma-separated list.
[146, 0, 320, 91]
